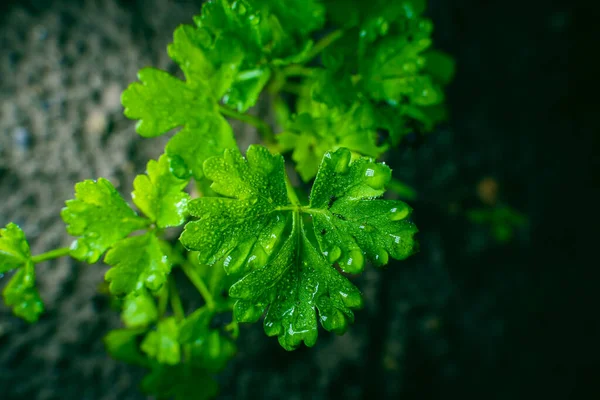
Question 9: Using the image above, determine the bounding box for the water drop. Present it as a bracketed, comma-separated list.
[342, 250, 364, 274]
[389, 206, 409, 221]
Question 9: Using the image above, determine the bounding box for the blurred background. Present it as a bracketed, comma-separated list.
[0, 0, 597, 399]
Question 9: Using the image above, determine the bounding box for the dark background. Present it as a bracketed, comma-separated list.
[1, 0, 598, 399]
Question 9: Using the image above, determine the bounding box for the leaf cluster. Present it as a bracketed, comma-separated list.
[0, 1, 456, 399]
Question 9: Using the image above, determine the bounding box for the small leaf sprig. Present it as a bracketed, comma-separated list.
[1, 1, 457, 398]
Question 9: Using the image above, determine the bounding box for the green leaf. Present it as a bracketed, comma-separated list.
[0, 223, 30, 273]
[142, 362, 218, 400]
[179, 307, 212, 344]
[223, 67, 272, 112]
[179, 307, 237, 372]
[180, 145, 290, 273]
[61, 178, 148, 263]
[132, 155, 191, 228]
[168, 24, 243, 98]
[180, 146, 417, 350]
[424, 50, 456, 86]
[105, 233, 172, 296]
[121, 291, 159, 328]
[190, 329, 237, 372]
[122, 68, 216, 138]
[468, 206, 528, 244]
[122, 67, 237, 181]
[309, 148, 418, 272]
[277, 105, 388, 181]
[230, 214, 363, 350]
[2, 261, 44, 322]
[104, 328, 148, 366]
[310, 1, 452, 146]
[165, 113, 237, 181]
[141, 317, 181, 365]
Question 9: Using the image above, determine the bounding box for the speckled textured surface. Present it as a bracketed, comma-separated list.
[1, 0, 597, 399]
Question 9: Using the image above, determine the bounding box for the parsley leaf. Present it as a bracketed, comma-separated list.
[132, 155, 191, 228]
[164, 113, 237, 181]
[277, 105, 388, 181]
[180, 145, 290, 274]
[141, 317, 181, 365]
[311, 0, 454, 145]
[105, 233, 172, 295]
[61, 178, 148, 263]
[3, 260, 44, 323]
[0, 223, 30, 273]
[309, 148, 418, 272]
[180, 145, 417, 349]
[179, 308, 237, 371]
[230, 215, 363, 349]
[121, 290, 159, 328]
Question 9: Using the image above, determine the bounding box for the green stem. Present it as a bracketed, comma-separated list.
[158, 284, 169, 317]
[284, 174, 300, 206]
[181, 262, 215, 310]
[218, 104, 275, 144]
[224, 320, 240, 340]
[31, 247, 71, 264]
[169, 276, 185, 321]
[282, 65, 316, 77]
[281, 83, 304, 96]
[304, 29, 344, 61]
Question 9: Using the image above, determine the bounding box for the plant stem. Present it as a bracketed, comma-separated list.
[284, 174, 300, 205]
[158, 284, 169, 317]
[31, 247, 71, 263]
[224, 320, 240, 339]
[181, 262, 215, 310]
[282, 65, 316, 77]
[218, 104, 275, 144]
[169, 276, 185, 321]
[304, 29, 344, 61]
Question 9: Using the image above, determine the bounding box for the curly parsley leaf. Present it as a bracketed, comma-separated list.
[164, 113, 237, 181]
[141, 317, 181, 365]
[230, 215, 363, 349]
[181, 145, 417, 350]
[105, 233, 172, 296]
[277, 105, 388, 181]
[179, 308, 238, 371]
[180, 145, 290, 274]
[311, 0, 453, 145]
[309, 148, 418, 272]
[3, 260, 44, 323]
[133, 155, 191, 228]
[121, 290, 159, 328]
[0, 223, 30, 273]
[61, 179, 148, 263]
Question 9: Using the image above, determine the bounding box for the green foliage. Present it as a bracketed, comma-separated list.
[0, 0, 467, 398]
[180, 146, 416, 349]
[0, 223, 30, 273]
[132, 155, 191, 228]
[309, 148, 418, 270]
[121, 291, 159, 328]
[61, 178, 148, 263]
[0, 223, 44, 322]
[141, 317, 182, 365]
[468, 206, 528, 243]
[3, 261, 44, 323]
[277, 104, 388, 181]
[105, 233, 172, 295]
